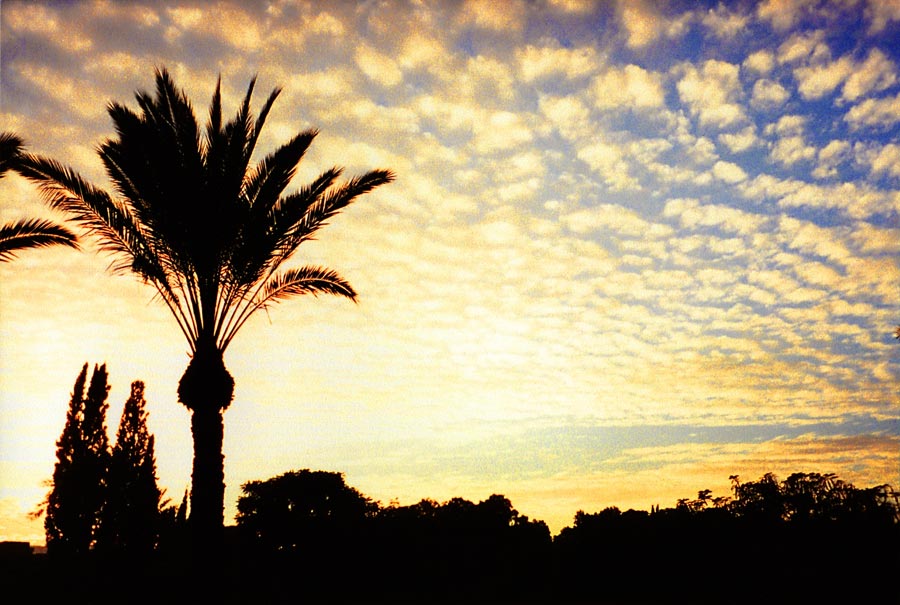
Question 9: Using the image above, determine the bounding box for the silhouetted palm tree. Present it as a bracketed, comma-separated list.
[15, 68, 394, 556]
[0, 132, 77, 262]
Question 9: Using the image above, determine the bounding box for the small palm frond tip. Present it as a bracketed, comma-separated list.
[0, 218, 78, 262]
[258, 266, 358, 308]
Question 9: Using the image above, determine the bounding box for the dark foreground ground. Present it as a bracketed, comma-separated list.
[2, 529, 897, 605]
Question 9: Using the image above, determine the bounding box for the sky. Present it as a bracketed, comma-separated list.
[1, 0, 898, 543]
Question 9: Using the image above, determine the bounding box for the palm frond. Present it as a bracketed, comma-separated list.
[243, 130, 318, 212]
[207, 76, 223, 144]
[221, 166, 343, 301]
[218, 265, 356, 349]
[220, 167, 393, 323]
[16, 154, 140, 258]
[246, 85, 282, 161]
[0, 132, 24, 176]
[13, 152, 184, 300]
[259, 265, 357, 304]
[0, 218, 78, 262]
[287, 168, 395, 248]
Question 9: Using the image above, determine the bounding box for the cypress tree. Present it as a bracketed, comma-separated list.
[99, 381, 162, 555]
[45, 363, 110, 555]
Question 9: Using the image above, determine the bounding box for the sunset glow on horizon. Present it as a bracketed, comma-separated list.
[1, 0, 898, 545]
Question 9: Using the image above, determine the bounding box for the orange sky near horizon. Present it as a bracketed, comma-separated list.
[1, 0, 898, 544]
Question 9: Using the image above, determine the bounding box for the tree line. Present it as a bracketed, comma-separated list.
[229, 469, 898, 603]
[8, 364, 898, 602]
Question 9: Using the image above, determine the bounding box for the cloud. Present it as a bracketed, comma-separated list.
[354, 44, 403, 87]
[303, 10, 346, 36]
[751, 78, 791, 109]
[3, 3, 94, 52]
[778, 216, 853, 267]
[841, 49, 898, 102]
[866, 0, 900, 33]
[676, 60, 746, 129]
[166, 4, 262, 51]
[91, 1, 162, 28]
[763, 115, 817, 167]
[618, 0, 691, 49]
[793, 55, 853, 100]
[517, 44, 602, 82]
[773, 180, 900, 220]
[812, 140, 851, 179]
[14, 64, 107, 121]
[472, 111, 534, 154]
[764, 115, 806, 136]
[701, 4, 750, 38]
[463, 55, 518, 102]
[592, 64, 666, 110]
[398, 32, 450, 72]
[844, 91, 900, 130]
[850, 221, 900, 254]
[562, 204, 673, 238]
[576, 140, 641, 191]
[663, 198, 767, 235]
[736, 172, 900, 221]
[539, 95, 592, 140]
[776, 30, 829, 64]
[793, 48, 897, 103]
[718, 126, 759, 153]
[758, 0, 816, 31]
[769, 136, 818, 167]
[459, 0, 527, 31]
[84, 52, 148, 82]
[343, 99, 421, 136]
[546, 0, 596, 14]
[857, 142, 900, 180]
[743, 50, 775, 74]
[712, 160, 749, 183]
[415, 95, 479, 133]
[287, 68, 356, 104]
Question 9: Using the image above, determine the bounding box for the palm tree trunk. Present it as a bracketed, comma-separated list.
[190, 405, 225, 556]
[177, 341, 234, 565]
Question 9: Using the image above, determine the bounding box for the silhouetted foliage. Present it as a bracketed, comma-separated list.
[728, 471, 899, 525]
[555, 471, 899, 604]
[96, 381, 162, 557]
[0, 132, 77, 262]
[374, 493, 553, 600]
[44, 364, 110, 556]
[12, 465, 898, 603]
[14, 69, 394, 559]
[234, 469, 552, 602]
[236, 469, 377, 553]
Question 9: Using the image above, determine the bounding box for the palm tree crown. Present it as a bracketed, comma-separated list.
[0, 132, 78, 262]
[17, 68, 393, 372]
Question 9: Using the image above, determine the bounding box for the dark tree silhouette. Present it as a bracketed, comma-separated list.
[15, 68, 394, 558]
[0, 132, 77, 262]
[97, 381, 162, 556]
[233, 470, 553, 601]
[236, 469, 376, 552]
[553, 472, 900, 604]
[45, 363, 110, 556]
[371, 493, 552, 599]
